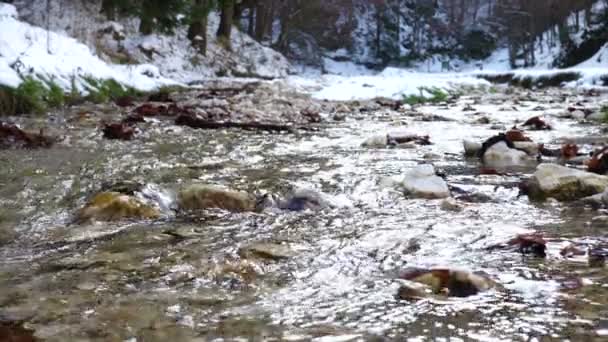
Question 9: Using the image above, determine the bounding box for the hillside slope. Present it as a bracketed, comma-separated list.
[5, 0, 289, 88]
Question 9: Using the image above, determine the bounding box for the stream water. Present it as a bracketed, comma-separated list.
[1, 84, 608, 341]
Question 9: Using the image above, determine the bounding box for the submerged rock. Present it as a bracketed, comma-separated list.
[440, 198, 463, 212]
[275, 188, 336, 211]
[523, 163, 608, 201]
[238, 242, 295, 261]
[76, 192, 160, 222]
[398, 268, 495, 298]
[177, 184, 258, 212]
[362, 133, 431, 148]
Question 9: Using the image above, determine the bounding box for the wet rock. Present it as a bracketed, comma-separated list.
[505, 128, 531, 142]
[0, 121, 55, 149]
[570, 109, 586, 120]
[588, 246, 607, 267]
[540, 143, 580, 161]
[487, 233, 546, 257]
[586, 146, 608, 175]
[419, 113, 453, 122]
[513, 141, 540, 156]
[177, 184, 257, 212]
[102, 122, 135, 140]
[560, 244, 587, 258]
[122, 114, 146, 124]
[272, 188, 336, 211]
[462, 104, 476, 112]
[489, 124, 506, 130]
[362, 134, 431, 148]
[396, 281, 431, 300]
[522, 116, 551, 130]
[463, 140, 482, 157]
[398, 268, 494, 298]
[134, 103, 169, 116]
[162, 226, 207, 239]
[238, 242, 295, 261]
[483, 141, 535, 168]
[440, 198, 463, 212]
[148, 90, 174, 103]
[114, 95, 135, 107]
[399, 164, 450, 199]
[523, 164, 608, 201]
[0, 320, 37, 342]
[586, 111, 605, 122]
[76, 192, 160, 222]
[332, 112, 347, 122]
[475, 116, 491, 124]
[300, 107, 322, 123]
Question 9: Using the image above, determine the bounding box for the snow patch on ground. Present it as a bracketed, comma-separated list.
[120, 13, 289, 83]
[4, 0, 289, 89]
[287, 67, 490, 101]
[576, 42, 608, 68]
[0, 3, 175, 91]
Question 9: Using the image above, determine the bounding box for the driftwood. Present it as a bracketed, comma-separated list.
[175, 114, 297, 133]
[0, 121, 55, 148]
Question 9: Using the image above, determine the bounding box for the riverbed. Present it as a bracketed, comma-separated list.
[1, 83, 608, 341]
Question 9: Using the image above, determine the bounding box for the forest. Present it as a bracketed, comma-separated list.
[33, 0, 604, 68]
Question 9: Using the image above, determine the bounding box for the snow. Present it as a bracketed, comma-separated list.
[576, 43, 608, 68]
[119, 14, 289, 83]
[287, 67, 490, 101]
[0, 3, 175, 91]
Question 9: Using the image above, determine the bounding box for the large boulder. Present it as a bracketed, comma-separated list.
[177, 184, 258, 212]
[483, 141, 535, 168]
[383, 165, 450, 199]
[524, 163, 608, 201]
[76, 192, 160, 222]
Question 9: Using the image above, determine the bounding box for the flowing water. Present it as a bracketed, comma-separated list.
[1, 85, 608, 341]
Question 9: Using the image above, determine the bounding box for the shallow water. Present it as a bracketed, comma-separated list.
[1, 86, 608, 341]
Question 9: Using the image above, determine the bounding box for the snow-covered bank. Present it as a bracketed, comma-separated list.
[0, 3, 174, 91]
[287, 68, 490, 101]
[12, 0, 290, 83]
[0, 1, 291, 91]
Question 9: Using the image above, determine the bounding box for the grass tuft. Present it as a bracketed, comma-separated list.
[403, 86, 448, 105]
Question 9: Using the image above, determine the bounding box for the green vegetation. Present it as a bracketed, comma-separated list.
[601, 106, 608, 123]
[82, 77, 141, 103]
[0, 77, 54, 115]
[403, 86, 449, 105]
[0, 75, 155, 116]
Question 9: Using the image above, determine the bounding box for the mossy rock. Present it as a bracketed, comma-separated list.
[525, 164, 608, 202]
[76, 192, 160, 222]
[177, 184, 256, 212]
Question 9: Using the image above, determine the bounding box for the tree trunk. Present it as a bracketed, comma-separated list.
[247, 5, 255, 36]
[139, 0, 158, 35]
[188, 0, 209, 55]
[254, 0, 268, 41]
[217, 0, 235, 48]
[101, 0, 116, 20]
